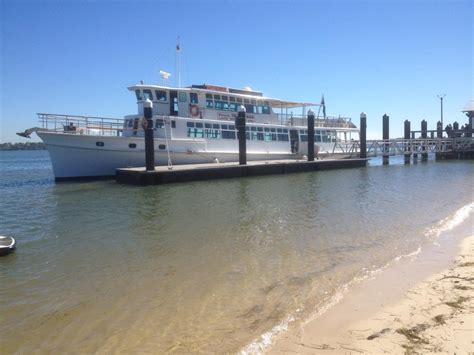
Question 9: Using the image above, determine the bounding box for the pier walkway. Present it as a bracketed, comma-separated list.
[332, 137, 474, 158]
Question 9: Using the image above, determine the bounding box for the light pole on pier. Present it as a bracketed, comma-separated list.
[437, 94, 446, 129]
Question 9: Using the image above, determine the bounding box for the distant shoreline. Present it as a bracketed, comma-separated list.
[0, 142, 46, 151]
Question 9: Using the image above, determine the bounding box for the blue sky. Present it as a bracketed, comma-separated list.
[1, 0, 472, 142]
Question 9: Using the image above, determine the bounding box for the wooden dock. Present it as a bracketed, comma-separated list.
[116, 158, 368, 186]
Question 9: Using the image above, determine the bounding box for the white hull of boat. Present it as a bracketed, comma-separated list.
[38, 132, 304, 179]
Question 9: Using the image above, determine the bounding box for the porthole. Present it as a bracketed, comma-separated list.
[159, 144, 166, 150]
[96, 142, 104, 147]
[129, 143, 137, 148]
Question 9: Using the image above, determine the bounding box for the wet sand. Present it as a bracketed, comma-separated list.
[269, 235, 474, 354]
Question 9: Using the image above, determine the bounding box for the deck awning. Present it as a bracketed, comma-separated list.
[265, 99, 321, 109]
[462, 100, 474, 113]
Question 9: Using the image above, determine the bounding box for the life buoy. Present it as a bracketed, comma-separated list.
[141, 118, 149, 129]
[190, 104, 200, 117]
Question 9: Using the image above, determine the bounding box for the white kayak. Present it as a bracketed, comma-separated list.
[0, 236, 16, 256]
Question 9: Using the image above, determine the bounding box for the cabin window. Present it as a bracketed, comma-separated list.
[229, 103, 238, 112]
[155, 90, 167, 101]
[315, 130, 322, 142]
[251, 99, 257, 105]
[155, 119, 164, 128]
[171, 120, 176, 128]
[129, 143, 137, 148]
[264, 127, 277, 141]
[236, 98, 243, 103]
[127, 119, 134, 128]
[222, 131, 236, 139]
[96, 141, 105, 147]
[244, 104, 255, 114]
[244, 98, 250, 104]
[214, 94, 221, 100]
[299, 130, 308, 142]
[190, 93, 198, 104]
[179, 92, 187, 102]
[135, 90, 143, 101]
[221, 124, 236, 139]
[186, 122, 203, 138]
[143, 89, 153, 101]
[205, 123, 212, 128]
[256, 106, 263, 114]
[215, 101, 223, 110]
[205, 128, 221, 139]
[206, 94, 212, 99]
[276, 129, 289, 141]
[221, 95, 228, 101]
[229, 97, 236, 102]
[223, 102, 229, 110]
[206, 100, 214, 108]
[262, 106, 270, 114]
[321, 130, 333, 142]
[159, 144, 166, 150]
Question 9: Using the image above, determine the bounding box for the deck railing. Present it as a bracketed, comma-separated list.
[38, 113, 124, 136]
[277, 114, 356, 128]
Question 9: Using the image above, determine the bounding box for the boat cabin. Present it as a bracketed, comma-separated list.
[128, 83, 320, 125]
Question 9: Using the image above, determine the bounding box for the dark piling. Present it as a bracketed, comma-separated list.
[235, 106, 247, 165]
[360, 112, 367, 159]
[307, 110, 315, 161]
[144, 99, 155, 171]
[404, 119, 411, 164]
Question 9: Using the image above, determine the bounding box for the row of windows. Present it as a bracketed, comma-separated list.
[205, 93, 269, 106]
[187, 122, 236, 139]
[299, 129, 337, 143]
[244, 126, 289, 142]
[125, 118, 176, 129]
[136, 89, 167, 102]
[135, 90, 199, 104]
[134, 89, 273, 115]
[205, 100, 271, 114]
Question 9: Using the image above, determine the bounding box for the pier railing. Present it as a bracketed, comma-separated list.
[333, 138, 474, 157]
[38, 113, 123, 136]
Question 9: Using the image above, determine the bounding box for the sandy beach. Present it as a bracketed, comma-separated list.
[269, 235, 474, 354]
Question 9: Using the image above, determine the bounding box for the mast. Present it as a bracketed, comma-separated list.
[175, 36, 181, 88]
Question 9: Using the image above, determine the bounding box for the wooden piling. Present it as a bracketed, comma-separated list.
[382, 113, 389, 165]
[421, 119, 428, 161]
[307, 110, 315, 161]
[143, 99, 155, 171]
[437, 121, 442, 138]
[360, 112, 367, 159]
[235, 106, 247, 165]
[404, 119, 411, 164]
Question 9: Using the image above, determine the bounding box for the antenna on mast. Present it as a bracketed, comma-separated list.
[175, 36, 181, 88]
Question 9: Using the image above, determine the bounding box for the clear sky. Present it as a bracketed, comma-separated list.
[1, 0, 472, 142]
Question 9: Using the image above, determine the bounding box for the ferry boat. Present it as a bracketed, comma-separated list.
[18, 83, 359, 180]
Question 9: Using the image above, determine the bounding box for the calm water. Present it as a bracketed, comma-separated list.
[0, 150, 473, 353]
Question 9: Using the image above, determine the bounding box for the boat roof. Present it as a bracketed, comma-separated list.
[462, 100, 474, 113]
[128, 84, 320, 109]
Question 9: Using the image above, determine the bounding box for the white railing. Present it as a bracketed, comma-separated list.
[277, 114, 355, 128]
[333, 138, 474, 157]
[38, 113, 124, 136]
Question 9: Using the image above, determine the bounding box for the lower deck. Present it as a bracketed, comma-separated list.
[116, 158, 368, 186]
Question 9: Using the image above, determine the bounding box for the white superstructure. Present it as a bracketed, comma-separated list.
[21, 83, 359, 180]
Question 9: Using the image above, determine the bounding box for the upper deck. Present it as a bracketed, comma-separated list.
[129, 83, 356, 129]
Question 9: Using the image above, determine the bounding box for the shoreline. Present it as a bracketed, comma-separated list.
[268, 233, 474, 354]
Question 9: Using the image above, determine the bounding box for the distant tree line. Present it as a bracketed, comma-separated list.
[0, 142, 46, 150]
